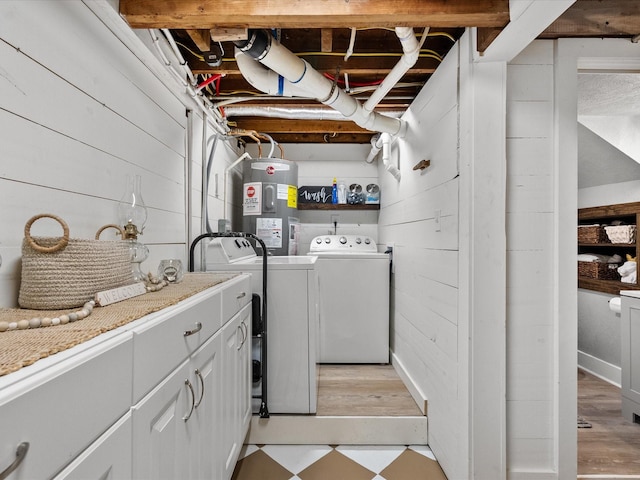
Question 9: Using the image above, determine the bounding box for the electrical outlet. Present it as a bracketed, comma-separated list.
[435, 209, 441, 232]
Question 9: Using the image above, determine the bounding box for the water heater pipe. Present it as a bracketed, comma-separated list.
[234, 30, 408, 136]
[223, 152, 251, 220]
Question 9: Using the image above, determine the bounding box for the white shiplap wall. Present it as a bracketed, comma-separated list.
[506, 41, 557, 477]
[0, 1, 239, 307]
[379, 40, 463, 477]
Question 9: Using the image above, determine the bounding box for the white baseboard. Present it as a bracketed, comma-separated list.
[578, 350, 621, 387]
[390, 352, 428, 415]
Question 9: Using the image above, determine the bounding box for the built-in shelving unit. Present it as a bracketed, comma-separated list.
[578, 202, 640, 295]
[297, 203, 380, 211]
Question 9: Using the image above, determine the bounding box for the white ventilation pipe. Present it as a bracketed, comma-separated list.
[363, 27, 425, 113]
[366, 133, 401, 180]
[234, 30, 407, 136]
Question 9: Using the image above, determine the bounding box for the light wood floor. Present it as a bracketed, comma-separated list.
[316, 364, 423, 417]
[578, 368, 640, 475]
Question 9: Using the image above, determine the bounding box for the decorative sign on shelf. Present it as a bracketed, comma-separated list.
[95, 282, 147, 306]
[298, 186, 333, 204]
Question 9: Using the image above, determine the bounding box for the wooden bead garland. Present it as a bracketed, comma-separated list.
[0, 300, 96, 333]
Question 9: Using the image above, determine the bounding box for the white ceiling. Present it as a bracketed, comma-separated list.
[577, 73, 640, 188]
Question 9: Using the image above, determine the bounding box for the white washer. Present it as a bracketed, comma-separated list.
[309, 235, 390, 363]
[206, 237, 318, 414]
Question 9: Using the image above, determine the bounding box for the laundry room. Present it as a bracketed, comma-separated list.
[1, 2, 640, 480]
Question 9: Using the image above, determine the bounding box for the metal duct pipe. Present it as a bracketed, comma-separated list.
[223, 106, 404, 121]
[234, 30, 407, 137]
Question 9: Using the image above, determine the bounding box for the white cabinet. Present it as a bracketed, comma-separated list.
[221, 303, 252, 480]
[53, 413, 132, 480]
[0, 274, 252, 480]
[622, 292, 640, 424]
[0, 334, 132, 480]
[132, 275, 251, 480]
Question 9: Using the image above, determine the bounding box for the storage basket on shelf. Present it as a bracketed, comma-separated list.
[577, 261, 621, 280]
[19, 214, 133, 310]
[604, 225, 637, 244]
[578, 224, 609, 244]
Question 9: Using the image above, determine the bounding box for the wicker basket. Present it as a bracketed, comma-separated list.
[577, 261, 621, 280]
[604, 225, 637, 244]
[19, 214, 133, 310]
[578, 225, 609, 244]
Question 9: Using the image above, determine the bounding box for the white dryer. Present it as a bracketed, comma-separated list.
[308, 235, 390, 363]
[206, 237, 318, 414]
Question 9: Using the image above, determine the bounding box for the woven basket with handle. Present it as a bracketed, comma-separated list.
[19, 214, 133, 310]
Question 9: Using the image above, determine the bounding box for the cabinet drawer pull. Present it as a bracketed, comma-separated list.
[0, 442, 29, 480]
[183, 322, 202, 337]
[183, 379, 196, 421]
[194, 369, 205, 408]
[236, 291, 247, 299]
[241, 322, 248, 347]
[236, 325, 244, 350]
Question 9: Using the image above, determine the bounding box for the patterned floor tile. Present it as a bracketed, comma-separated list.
[336, 445, 406, 474]
[232, 445, 448, 480]
[261, 444, 333, 474]
[232, 449, 294, 480]
[380, 449, 447, 480]
[298, 449, 376, 480]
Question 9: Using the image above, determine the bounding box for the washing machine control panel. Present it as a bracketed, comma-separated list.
[310, 235, 377, 252]
[207, 236, 257, 264]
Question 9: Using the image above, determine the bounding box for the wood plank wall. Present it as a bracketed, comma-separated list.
[505, 41, 557, 476]
[0, 1, 239, 307]
[378, 41, 462, 477]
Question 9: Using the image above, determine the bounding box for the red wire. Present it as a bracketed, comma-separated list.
[197, 74, 222, 90]
[323, 73, 384, 87]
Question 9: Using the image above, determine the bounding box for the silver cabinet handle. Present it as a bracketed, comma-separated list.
[236, 325, 244, 350]
[241, 322, 249, 346]
[183, 379, 195, 421]
[236, 291, 246, 299]
[194, 369, 205, 408]
[0, 442, 29, 480]
[183, 322, 202, 337]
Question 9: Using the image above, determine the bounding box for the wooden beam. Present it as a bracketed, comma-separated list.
[540, 0, 640, 38]
[476, 27, 504, 54]
[321, 29, 333, 53]
[185, 29, 210, 51]
[120, 0, 510, 29]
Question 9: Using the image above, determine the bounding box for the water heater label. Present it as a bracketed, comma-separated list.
[287, 185, 297, 208]
[243, 182, 262, 215]
[256, 217, 283, 248]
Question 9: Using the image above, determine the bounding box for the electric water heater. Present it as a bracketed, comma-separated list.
[242, 158, 299, 256]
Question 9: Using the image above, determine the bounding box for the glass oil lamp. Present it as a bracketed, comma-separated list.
[118, 174, 149, 282]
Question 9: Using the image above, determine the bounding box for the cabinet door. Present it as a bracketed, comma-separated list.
[239, 305, 252, 432]
[189, 331, 223, 480]
[221, 312, 242, 480]
[623, 301, 640, 421]
[132, 360, 193, 480]
[53, 413, 132, 480]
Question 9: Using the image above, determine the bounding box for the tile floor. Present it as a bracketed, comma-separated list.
[232, 444, 448, 480]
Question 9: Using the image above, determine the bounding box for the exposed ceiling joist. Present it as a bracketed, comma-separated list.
[541, 0, 640, 38]
[118, 0, 637, 144]
[120, 0, 510, 29]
